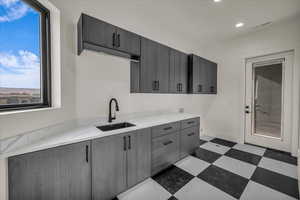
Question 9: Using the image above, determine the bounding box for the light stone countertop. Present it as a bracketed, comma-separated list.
[0, 112, 200, 158]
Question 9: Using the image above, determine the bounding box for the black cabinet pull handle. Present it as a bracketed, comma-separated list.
[198, 85, 202, 92]
[177, 83, 180, 92]
[164, 127, 172, 131]
[153, 81, 157, 91]
[187, 132, 195, 137]
[187, 121, 195, 124]
[210, 86, 214, 92]
[128, 135, 131, 150]
[85, 145, 89, 163]
[180, 83, 183, 92]
[112, 32, 116, 47]
[163, 141, 173, 146]
[123, 136, 127, 151]
[117, 34, 120, 47]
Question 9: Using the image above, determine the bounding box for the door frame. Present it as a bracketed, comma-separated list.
[242, 50, 297, 155]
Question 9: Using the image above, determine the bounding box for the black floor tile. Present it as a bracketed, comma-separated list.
[192, 147, 222, 163]
[168, 196, 178, 200]
[152, 165, 194, 194]
[198, 165, 249, 199]
[264, 149, 297, 165]
[225, 149, 261, 165]
[251, 167, 299, 199]
[199, 139, 207, 146]
[210, 138, 237, 147]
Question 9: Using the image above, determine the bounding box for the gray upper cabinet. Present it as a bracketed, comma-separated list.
[92, 134, 127, 200]
[116, 28, 141, 56]
[188, 54, 218, 94]
[78, 13, 140, 59]
[140, 37, 170, 93]
[8, 141, 91, 200]
[169, 49, 188, 93]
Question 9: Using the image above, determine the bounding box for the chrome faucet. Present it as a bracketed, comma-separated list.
[108, 98, 119, 123]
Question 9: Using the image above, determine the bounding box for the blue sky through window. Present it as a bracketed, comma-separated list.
[0, 0, 40, 89]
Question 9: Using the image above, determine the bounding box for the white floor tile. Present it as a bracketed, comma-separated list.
[200, 142, 230, 154]
[117, 178, 171, 200]
[233, 143, 266, 156]
[213, 156, 256, 179]
[240, 181, 297, 200]
[175, 156, 210, 176]
[258, 157, 298, 179]
[174, 177, 235, 200]
[200, 135, 214, 141]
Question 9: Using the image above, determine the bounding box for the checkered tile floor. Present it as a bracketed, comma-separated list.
[116, 136, 299, 200]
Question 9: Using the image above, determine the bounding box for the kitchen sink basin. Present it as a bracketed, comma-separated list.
[97, 122, 135, 132]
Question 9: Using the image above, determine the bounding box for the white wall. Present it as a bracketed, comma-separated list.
[202, 16, 300, 150]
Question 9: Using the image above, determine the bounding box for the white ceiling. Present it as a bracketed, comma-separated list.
[113, 0, 300, 45]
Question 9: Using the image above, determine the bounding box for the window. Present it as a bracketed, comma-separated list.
[0, 0, 51, 112]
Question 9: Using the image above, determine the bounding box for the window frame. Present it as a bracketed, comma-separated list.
[0, 0, 52, 112]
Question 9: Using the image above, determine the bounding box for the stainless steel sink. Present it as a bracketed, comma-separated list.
[97, 122, 135, 132]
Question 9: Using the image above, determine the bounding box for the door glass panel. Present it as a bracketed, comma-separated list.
[253, 63, 283, 138]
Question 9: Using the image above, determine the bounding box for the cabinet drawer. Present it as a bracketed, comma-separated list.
[152, 122, 180, 138]
[180, 126, 200, 159]
[181, 117, 199, 129]
[151, 133, 179, 175]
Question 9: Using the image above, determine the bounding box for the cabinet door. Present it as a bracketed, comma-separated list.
[116, 28, 140, 56]
[92, 135, 127, 200]
[140, 38, 157, 93]
[8, 141, 91, 200]
[180, 126, 200, 159]
[127, 129, 151, 188]
[156, 44, 170, 93]
[169, 49, 181, 93]
[207, 61, 217, 94]
[191, 56, 201, 93]
[199, 58, 209, 94]
[152, 132, 180, 175]
[179, 52, 188, 93]
[82, 14, 116, 49]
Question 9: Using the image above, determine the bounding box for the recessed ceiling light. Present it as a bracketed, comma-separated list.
[235, 22, 244, 28]
[214, 0, 222, 2]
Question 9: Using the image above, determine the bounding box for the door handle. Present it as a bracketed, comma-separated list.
[198, 84, 202, 92]
[245, 110, 251, 114]
[187, 132, 195, 136]
[179, 83, 182, 92]
[128, 135, 131, 150]
[117, 34, 120, 47]
[163, 141, 173, 146]
[152, 81, 157, 91]
[177, 83, 180, 92]
[187, 121, 195, 124]
[123, 136, 127, 151]
[85, 145, 89, 163]
[112, 32, 116, 47]
[164, 127, 172, 131]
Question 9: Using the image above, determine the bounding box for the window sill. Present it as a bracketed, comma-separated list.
[0, 106, 61, 116]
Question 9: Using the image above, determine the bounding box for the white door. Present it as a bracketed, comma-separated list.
[245, 51, 294, 152]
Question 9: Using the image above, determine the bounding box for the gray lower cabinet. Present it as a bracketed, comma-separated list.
[92, 134, 127, 200]
[8, 141, 91, 200]
[151, 132, 180, 175]
[92, 128, 151, 200]
[180, 126, 200, 159]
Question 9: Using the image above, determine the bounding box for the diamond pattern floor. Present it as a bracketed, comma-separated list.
[117, 136, 299, 200]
